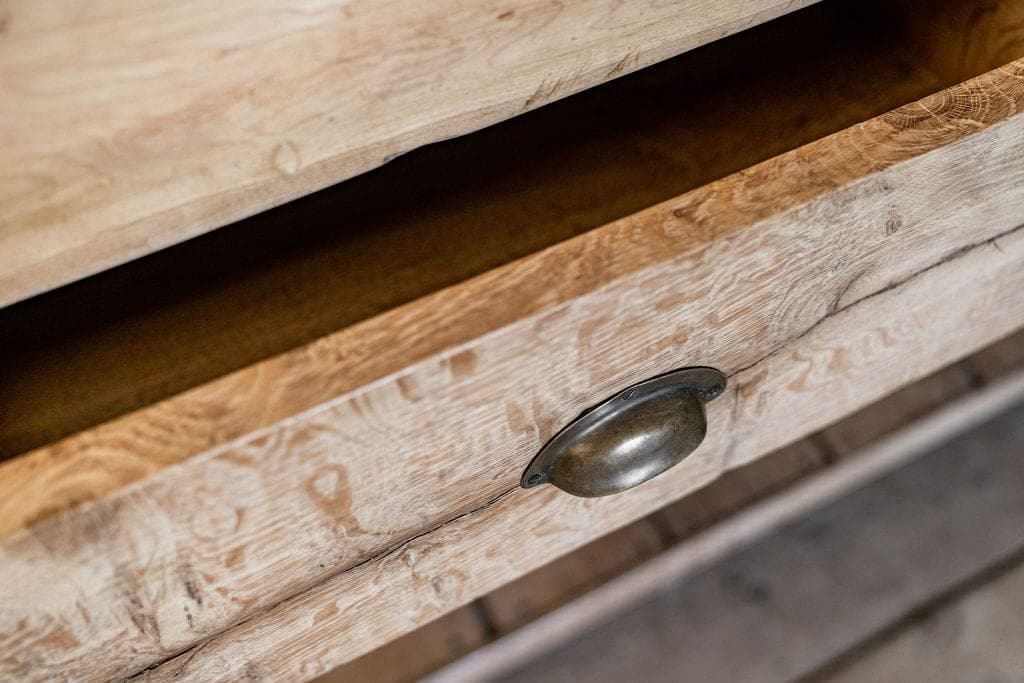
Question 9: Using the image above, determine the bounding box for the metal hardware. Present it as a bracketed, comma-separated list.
[521, 367, 726, 497]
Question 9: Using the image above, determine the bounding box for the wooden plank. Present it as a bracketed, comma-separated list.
[480, 439, 824, 635]
[480, 360, 981, 641]
[4, 61, 1024, 682]
[4, 56, 1023, 534]
[427, 373, 1024, 683]
[347, 339, 1011, 682]
[0, 0, 820, 307]
[339, 439, 824, 681]
[451, 388, 1024, 683]
[313, 605, 489, 683]
[136, 220, 1024, 682]
[818, 560, 1024, 682]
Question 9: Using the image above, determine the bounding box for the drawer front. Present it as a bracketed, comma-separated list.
[3, 60, 1024, 681]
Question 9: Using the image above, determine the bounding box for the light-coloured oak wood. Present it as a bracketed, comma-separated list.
[328, 440, 824, 682]
[447, 379, 1024, 683]
[141, 286, 1024, 683]
[4, 9, 1024, 531]
[480, 439, 826, 635]
[3, 58, 1024, 680]
[0, 0, 819, 307]
[0, 0, 962, 461]
[346, 333, 1023, 683]
[315, 605, 490, 683]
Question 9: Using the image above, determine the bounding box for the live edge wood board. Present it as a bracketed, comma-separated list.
[0, 0, 817, 307]
[2, 59, 1024, 680]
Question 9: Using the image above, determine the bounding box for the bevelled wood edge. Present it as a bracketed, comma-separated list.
[0, 0, 818, 308]
[3, 60, 1024, 682]
[328, 355, 985, 681]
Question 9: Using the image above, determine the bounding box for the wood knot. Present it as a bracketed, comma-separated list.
[273, 142, 301, 176]
[885, 214, 903, 236]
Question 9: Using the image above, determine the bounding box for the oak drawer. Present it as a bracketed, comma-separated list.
[3, 0, 1024, 679]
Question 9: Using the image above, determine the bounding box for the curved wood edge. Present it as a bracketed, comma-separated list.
[2, 61, 1024, 681]
[0, 0, 818, 307]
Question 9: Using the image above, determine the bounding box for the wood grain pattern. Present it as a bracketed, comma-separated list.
[352, 334, 1023, 683]
[481, 439, 826, 635]
[315, 605, 489, 683]
[0, 0, 960, 461]
[422, 360, 1024, 683]
[329, 440, 824, 682]
[0, 0, 818, 307]
[139, 234, 1024, 682]
[5, 50, 1024, 539]
[484, 395, 1024, 683]
[3, 61, 1024, 680]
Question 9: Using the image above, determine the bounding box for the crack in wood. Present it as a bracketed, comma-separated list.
[132, 220, 1024, 680]
[127, 487, 519, 680]
[730, 222, 1024, 379]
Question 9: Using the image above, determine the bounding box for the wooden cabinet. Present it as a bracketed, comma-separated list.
[2, 0, 1024, 679]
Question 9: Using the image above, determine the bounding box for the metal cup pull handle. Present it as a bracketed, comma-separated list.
[520, 367, 726, 497]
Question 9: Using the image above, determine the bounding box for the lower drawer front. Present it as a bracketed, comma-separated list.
[3, 2, 1024, 680]
[143, 87, 1024, 680]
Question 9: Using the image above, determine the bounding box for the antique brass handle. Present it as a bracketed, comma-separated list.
[520, 367, 726, 497]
